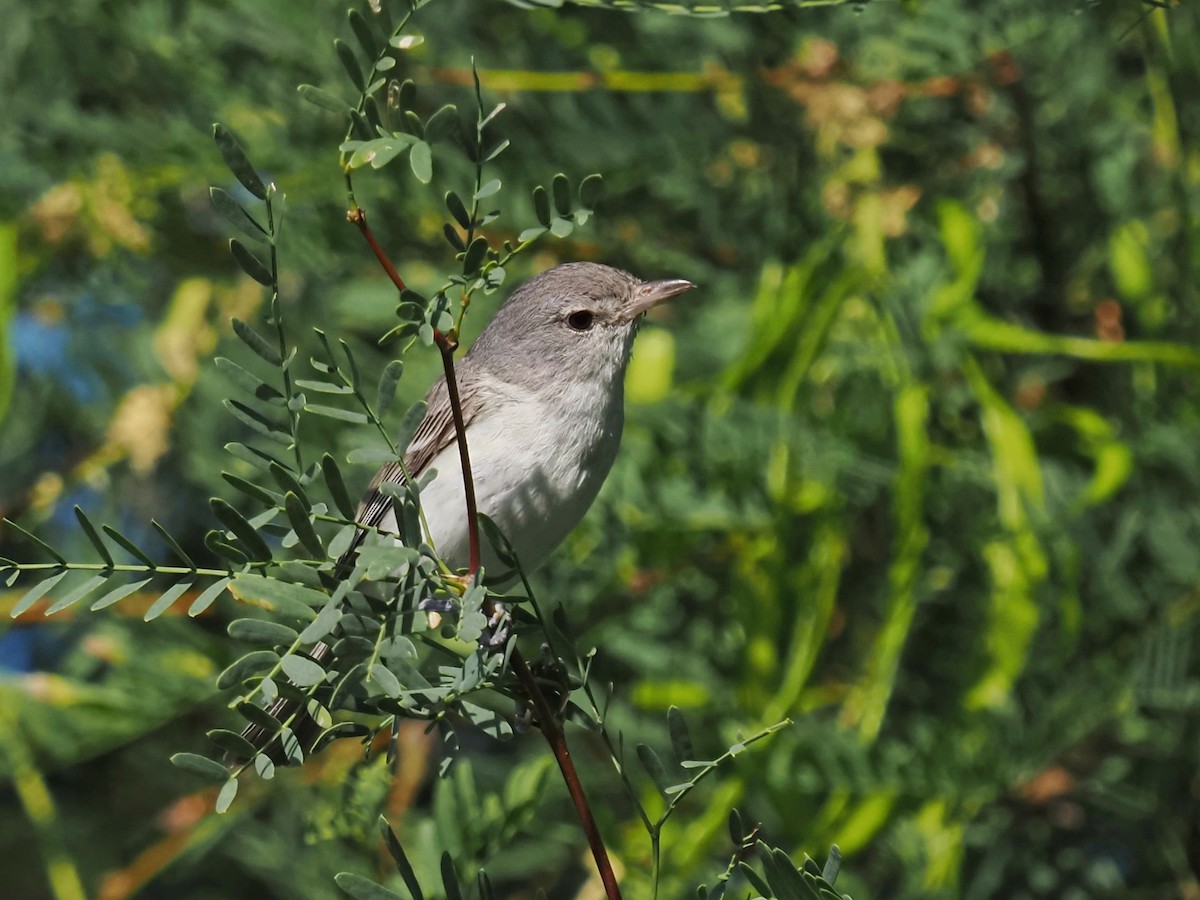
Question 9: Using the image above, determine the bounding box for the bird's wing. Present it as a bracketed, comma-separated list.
[351, 367, 483, 533]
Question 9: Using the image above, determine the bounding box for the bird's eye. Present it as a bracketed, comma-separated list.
[566, 310, 595, 331]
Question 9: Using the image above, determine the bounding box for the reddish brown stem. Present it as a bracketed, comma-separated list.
[352, 208, 621, 898]
[349, 208, 407, 292]
[511, 650, 623, 900]
[436, 341, 481, 576]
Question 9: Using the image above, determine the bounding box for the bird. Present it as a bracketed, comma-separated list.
[241, 261, 693, 757]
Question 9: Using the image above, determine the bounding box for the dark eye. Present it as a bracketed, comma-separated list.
[566, 310, 595, 331]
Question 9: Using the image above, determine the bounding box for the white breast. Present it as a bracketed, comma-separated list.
[382, 374, 624, 576]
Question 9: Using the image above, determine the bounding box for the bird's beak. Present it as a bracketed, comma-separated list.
[623, 278, 695, 321]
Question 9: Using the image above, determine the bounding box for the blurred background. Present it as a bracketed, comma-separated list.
[2, 0, 1199, 897]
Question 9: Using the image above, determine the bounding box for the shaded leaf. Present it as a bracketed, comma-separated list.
[552, 173, 571, 217]
[213, 123, 267, 199]
[298, 83, 351, 113]
[230, 239, 273, 286]
[101, 525, 156, 567]
[231, 318, 282, 366]
[322, 454, 357, 519]
[335, 39, 365, 90]
[212, 498, 274, 562]
[379, 816, 425, 900]
[217, 650, 280, 690]
[73, 506, 113, 568]
[334, 873, 404, 900]
[170, 752, 228, 781]
[228, 618, 300, 645]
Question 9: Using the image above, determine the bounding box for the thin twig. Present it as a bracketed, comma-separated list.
[436, 341, 481, 576]
[349, 209, 407, 293]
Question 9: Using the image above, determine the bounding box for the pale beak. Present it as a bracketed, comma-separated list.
[624, 278, 695, 321]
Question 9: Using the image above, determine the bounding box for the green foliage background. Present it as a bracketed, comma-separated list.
[2, 0, 1199, 897]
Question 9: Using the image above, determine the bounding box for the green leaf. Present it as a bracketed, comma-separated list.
[327, 523, 358, 560]
[370, 662, 402, 698]
[207, 728, 257, 760]
[442, 223, 465, 251]
[228, 618, 300, 645]
[223, 399, 291, 444]
[409, 141, 432, 183]
[636, 743, 669, 796]
[90, 577, 153, 612]
[445, 191, 471, 230]
[101, 525, 156, 567]
[236, 701, 282, 733]
[222, 472, 280, 507]
[144, 580, 194, 621]
[232, 573, 323, 621]
[210, 187, 267, 243]
[578, 173, 603, 210]
[462, 237, 488, 275]
[293, 378, 352, 395]
[280, 654, 326, 686]
[378, 817, 423, 898]
[334, 872, 405, 900]
[170, 752, 229, 781]
[484, 138, 509, 162]
[206, 530, 249, 566]
[215, 358, 285, 403]
[440, 853, 463, 900]
[738, 862, 773, 898]
[211, 498, 274, 562]
[335, 38, 365, 90]
[231, 318, 282, 366]
[474, 178, 501, 200]
[284, 492, 323, 557]
[668, 705, 695, 766]
[298, 83, 351, 113]
[532, 185, 551, 228]
[229, 239, 273, 286]
[45, 574, 108, 615]
[11, 571, 67, 617]
[424, 104, 458, 143]
[217, 650, 281, 690]
[821, 845, 842, 885]
[760, 843, 807, 900]
[213, 124, 267, 199]
[322, 454, 357, 519]
[552, 173, 571, 217]
[225, 441, 286, 471]
[346, 446, 397, 466]
[189, 576, 233, 617]
[73, 506, 113, 568]
[305, 404, 370, 424]
[299, 601, 342, 644]
[549, 217, 573, 238]
[215, 777, 239, 814]
[389, 34, 424, 51]
[376, 360, 404, 419]
[518, 226, 546, 243]
[347, 9, 378, 57]
[152, 519, 195, 568]
[4, 518, 66, 565]
[254, 753, 276, 779]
